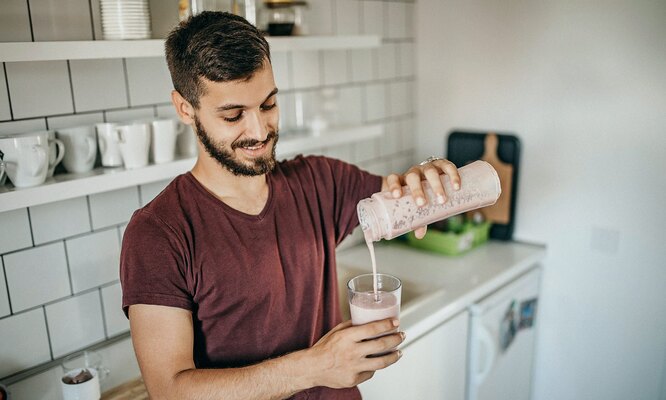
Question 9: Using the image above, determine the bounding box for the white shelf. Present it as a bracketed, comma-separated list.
[0, 124, 383, 213]
[0, 35, 380, 62]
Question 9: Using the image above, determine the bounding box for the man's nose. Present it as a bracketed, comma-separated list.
[245, 110, 268, 141]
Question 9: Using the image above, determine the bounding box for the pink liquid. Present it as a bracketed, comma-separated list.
[350, 291, 400, 326]
[364, 230, 379, 298]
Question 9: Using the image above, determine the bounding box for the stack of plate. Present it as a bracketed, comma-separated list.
[101, 0, 152, 40]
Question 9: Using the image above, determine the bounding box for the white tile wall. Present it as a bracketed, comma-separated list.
[380, 120, 402, 158]
[0, 267, 10, 317]
[323, 50, 349, 86]
[304, 0, 334, 36]
[350, 49, 375, 83]
[95, 337, 140, 391]
[156, 104, 178, 118]
[337, 86, 364, 126]
[6, 367, 63, 400]
[66, 229, 120, 294]
[0, 309, 51, 378]
[29, 0, 93, 41]
[0, 208, 32, 254]
[125, 57, 173, 106]
[378, 43, 398, 80]
[70, 59, 129, 112]
[46, 290, 105, 358]
[101, 283, 129, 337]
[0, 0, 32, 42]
[323, 143, 354, 164]
[291, 51, 321, 89]
[354, 137, 380, 163]
[389, 80, 410, 118]
[335, 0, 361, 35]
[398, 42, 415, 77]
[271, 52, 291, 90]
[0, 118, 47, 135]
[88, 187, 140, 230]
[5, 61, 74, 119]
[29, 197, 91, 245]
[404, 3, 414, 38]
[386, 2, 407, 39]
[361, 1, 384, 36]
[139, 179, 171, 206]
[4, 243, 70, 312]
[47, 112, 105, 130]
[105, 106, 155, 123]
[0, 64, 11, 121]
[364, 83, 387, 122]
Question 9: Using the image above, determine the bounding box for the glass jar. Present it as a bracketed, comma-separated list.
[263, 1, 307, 36]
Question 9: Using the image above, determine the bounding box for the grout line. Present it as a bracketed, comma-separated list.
[63, 240, 74, 295]
[43, 306, 54, 360]
[25, 0, 35, 42]
[98, 288, 108, 339]
[85, 195, 94, 232]
[121, 59, 131, 107]
[87, 0, 96, 41]
[25, 207, 36, 247]
[2, 63, 14, 120]
[1, 256, 13, 315]
[66, 60, 77, 113]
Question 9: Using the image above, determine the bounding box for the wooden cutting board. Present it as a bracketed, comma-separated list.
[480, 133, 513, 224]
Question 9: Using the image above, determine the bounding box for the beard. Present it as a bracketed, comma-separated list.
[193, 115, 278, 177]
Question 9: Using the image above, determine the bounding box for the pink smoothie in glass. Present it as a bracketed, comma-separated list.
[350, 290, 400, 326]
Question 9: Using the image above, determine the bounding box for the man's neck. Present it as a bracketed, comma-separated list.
[190, 156, 270, 215]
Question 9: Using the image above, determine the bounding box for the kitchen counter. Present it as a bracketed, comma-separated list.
[336, 240, 546, 347]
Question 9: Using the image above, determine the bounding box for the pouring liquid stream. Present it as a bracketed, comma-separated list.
[364, 230, 380, 302]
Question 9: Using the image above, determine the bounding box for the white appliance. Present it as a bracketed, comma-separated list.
[467, 268, 541, 400]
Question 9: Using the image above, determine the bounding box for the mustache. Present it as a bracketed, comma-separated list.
[231, 131, 278, 150]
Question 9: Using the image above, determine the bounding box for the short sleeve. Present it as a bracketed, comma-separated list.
[119, 209, 194, 317]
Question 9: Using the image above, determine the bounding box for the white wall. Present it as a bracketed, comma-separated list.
[416, 1, 666, 399]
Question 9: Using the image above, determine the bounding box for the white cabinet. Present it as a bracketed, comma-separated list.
[360, 311, 469, 400]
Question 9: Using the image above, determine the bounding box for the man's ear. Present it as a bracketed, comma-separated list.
[171, 90, 195, 125]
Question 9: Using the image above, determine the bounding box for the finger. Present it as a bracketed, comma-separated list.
[321, 320, 353, 341]
[422, 165, 446, 204]
[385, 173, 403, 198]
[414, 226, 427, 239]
[404, 171, 427, 207]
[348, 318, 400, 342]
[356, 371, 375, 385]
[433, 159, 461, 191]
[358, 332, 405, 357]
[363, 349, 403, 371]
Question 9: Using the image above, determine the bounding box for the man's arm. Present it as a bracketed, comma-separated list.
[129, 304, 404, 400]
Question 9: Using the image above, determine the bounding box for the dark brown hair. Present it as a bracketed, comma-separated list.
[165, 11, 271, 108]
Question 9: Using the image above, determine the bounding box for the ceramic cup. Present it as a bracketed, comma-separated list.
[150, 118, 184, 164]
[177, 124, 198, 157]
[57, 126, 97, 173]
[95, 123, 123, 168]
[60, 367, 101, 400]
[44, 130, 66, 178]
[117, 122, 151, 169]
[0, 131, 64, 188]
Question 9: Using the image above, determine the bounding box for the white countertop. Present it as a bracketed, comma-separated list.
[336, 240, 546, 347]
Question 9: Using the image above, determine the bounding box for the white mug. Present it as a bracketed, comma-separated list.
[57, 126, 97, 173]
[117, 122, 151, 169]
[150, 118, 183, 164]
[44, 130, 66, 177]
[95, 123, 123, 167]
[60, 367, 101, 400]
[0, 132, 63, 188]
[177, 124, 198, 157]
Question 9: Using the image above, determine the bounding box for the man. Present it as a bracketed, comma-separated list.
[120, 11, 461, 400]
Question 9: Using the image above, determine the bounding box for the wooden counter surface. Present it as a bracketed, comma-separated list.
[101, 378, 148, 400]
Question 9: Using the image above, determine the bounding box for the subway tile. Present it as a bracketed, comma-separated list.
[0, 309, 51, 378]
[0, 208, 32, 254]
[118, 224, 127, 243]
[303, 0, 333, 35]
[354, 137, 379, 164]
[388, 80, 409, 118]
[70, 59, 129, 112]
[377, 43, 398, 80]
[0, 64, 10, 121]
[30, 197, 91, 245]
[271, 52, 291, 90]
[277, 92, 296, 131]
[125, 57, 173, 107]
[140, 179, 171, 206]
[149, 0, 180, 39]
[0, 0, 32, 42]
[405, 3, 414, 39]
[0, 119, 47, 136]
[4, 243, 71, 313]
[96, 338, 141, 392]
[156, 104, 178, 118]
[101, 283, 129, 337]
[323, 50, 349, 86]
[30, 0, 93, 41]
[89, 187, 140, 230]
[364, 83, 387, 122]
[392, 152, 415, 174]
[350, 49, 375, 83]
[398, 42, 415, 78]
[47, 112, 104, 131]
[386, 1, 407, 39]
[361, 1, 384, 36]
[90, 0, 103, 40]
[66, 229, 120, 294]
[105, 107, 156, 123]
[400, 117, 416, 151]
[6, 366, 63, 400]
[379, 120, 401, 158]
[46, 290, 105, 358]
[322, 143, 355, 164]
[337, 86, 363, 126]
[5, 61, 74, 119]
[291, 51, 321, 89]
[335, 0, 360, 35]
[0, 267, 10, 317]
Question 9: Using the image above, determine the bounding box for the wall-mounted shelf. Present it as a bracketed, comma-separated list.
[0, 123, 383, 213]
[0, 35, 380, 63]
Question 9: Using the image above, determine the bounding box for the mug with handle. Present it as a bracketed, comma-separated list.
[57, 125, 97, 174]
[95, 122, 123, 168]
[0, 132, 52, 188]
[40, 130, 66, 178]
[150, 118, 184, 164]
[117, 122, 151, 169]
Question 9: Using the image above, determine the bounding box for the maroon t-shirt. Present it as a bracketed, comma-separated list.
[120, 155, 382, 399]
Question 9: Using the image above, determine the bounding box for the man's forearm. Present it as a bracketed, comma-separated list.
[166, 349, 312, 400]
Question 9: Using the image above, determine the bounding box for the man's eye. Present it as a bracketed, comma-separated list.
[261, 102, 277, 111]
[223, 112, 243, 122]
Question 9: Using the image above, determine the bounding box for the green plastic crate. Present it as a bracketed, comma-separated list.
[405, 221, 491, 256]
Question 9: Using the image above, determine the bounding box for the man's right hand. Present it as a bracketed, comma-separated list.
[303, 319, 405, 389]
